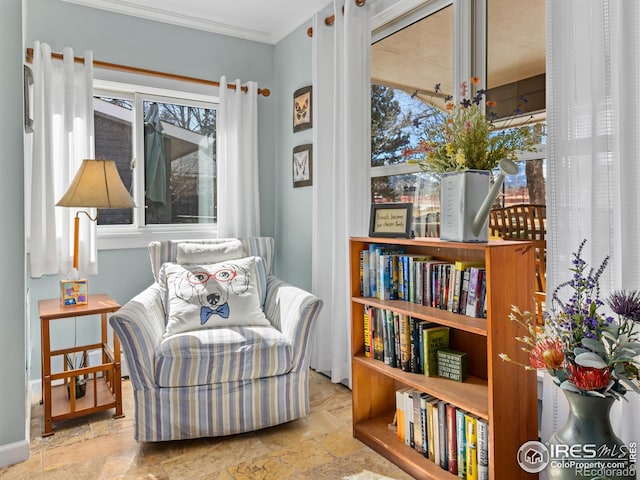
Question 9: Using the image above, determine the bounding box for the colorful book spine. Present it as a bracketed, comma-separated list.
[413, 392, 425, 454]
[465, 414, 478, 480]
[393, 312, 401, 368]
[431, 399, 440, 464]
[399, 314, 411, 372]
[477, 418, 489, 480]
[420, 394, 431, 457]
[423, 325, 450, 377]
[456, 408, 467, 478]
[383, 309, 396, 366]
[427, 398, 438, 461]
[438, 400, 448, 469]
[362, 250, 370, 297]
[446, 404, 458, 475]
[404, 389, 414, 448]
[363, 306, 371, 358]
[373, 308, 384, 361]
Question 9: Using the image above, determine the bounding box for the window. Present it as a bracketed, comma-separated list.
[371, 1, 547, 234]
[93, 82, 218, 247]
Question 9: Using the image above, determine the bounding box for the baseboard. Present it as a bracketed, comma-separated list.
[0, 439, 29, 468]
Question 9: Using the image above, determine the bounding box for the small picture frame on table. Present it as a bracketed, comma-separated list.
[293, 86, 312, 132]
[369, 203, 413, 238]
[293, 144, 312, 188]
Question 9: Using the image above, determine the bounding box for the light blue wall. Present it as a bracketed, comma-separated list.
[0, 0, 318, 461]
[23, 0, 279, 381]
[273, 23, 314, 290]
[0, 0, 27, 451]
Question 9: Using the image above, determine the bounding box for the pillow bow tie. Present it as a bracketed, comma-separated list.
[200, 303, 230, 324]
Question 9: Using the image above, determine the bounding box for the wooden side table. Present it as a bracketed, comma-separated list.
[38, 293, 124, 436]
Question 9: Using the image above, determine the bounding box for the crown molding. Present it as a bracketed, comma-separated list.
[61, 0, 275, 44]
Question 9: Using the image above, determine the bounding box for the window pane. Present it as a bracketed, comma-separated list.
[143, 100, 216, 225]
[371, 5, 453, 168]
[372, 173, 440, 237]
[487, 0, 546, 120]
[500, 159, 546, 206]
[94, 97, 134, 225]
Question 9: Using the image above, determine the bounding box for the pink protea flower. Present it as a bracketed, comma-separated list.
[569, 364, 611, 391]
[529, 338, 565, 370]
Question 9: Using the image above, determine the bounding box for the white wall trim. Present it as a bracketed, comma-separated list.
[0, 440, 29, 469]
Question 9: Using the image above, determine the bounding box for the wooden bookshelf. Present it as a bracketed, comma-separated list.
[350, 237, 538, 480]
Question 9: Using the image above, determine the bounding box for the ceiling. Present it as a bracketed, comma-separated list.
[372, 0, 546, 104]
[62, 0, 331, 44]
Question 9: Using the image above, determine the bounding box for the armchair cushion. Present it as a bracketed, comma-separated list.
[155, 325, 293, 386]
[176, 239, 244, 265]
[161, 256, 269, 337]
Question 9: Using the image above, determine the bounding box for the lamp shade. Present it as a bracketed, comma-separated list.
[56, 159, 136, 208]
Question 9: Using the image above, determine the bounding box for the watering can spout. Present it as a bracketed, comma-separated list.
[471, 159, 519, 237]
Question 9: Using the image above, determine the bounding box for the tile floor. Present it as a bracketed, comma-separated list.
[0, 371, 415, 480]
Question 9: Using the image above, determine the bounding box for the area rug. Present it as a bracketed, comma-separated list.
[342, 470, 396, 480]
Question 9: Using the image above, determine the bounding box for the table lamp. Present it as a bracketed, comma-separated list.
[56, 159, 136, 305]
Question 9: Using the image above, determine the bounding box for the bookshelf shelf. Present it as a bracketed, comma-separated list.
[349, 237, 538, 480]
[352, 297, 488, 336]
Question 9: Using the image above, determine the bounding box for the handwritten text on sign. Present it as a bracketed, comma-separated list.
[374, 208, 407, 233]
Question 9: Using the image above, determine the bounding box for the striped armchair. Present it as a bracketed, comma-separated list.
[109, 238, 323, 442]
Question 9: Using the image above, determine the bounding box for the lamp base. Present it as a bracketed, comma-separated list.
[60, 279, 88, 306]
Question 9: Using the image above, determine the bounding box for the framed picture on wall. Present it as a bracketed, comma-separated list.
[293, 144, 312, 188]
[293, 86, 312, 132]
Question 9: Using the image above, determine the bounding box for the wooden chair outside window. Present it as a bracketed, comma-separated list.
[489, 203, 547, 324]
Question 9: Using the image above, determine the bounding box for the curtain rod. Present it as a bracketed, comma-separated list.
[24, 47, 271, 97]
[307, 0, 366, 37]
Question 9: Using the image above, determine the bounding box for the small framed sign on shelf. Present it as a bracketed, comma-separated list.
[369, 203, 413, 238]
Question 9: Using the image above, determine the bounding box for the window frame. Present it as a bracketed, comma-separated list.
[93, 79, 220, 250]
[370, 0, 546, 185]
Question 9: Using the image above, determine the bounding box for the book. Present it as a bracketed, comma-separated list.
[456, 408, 467, 478]
[465, 414, 478, 480]
[438, 400, 448, 469]
[459, 268, 470, 314]
[383, 309, 396, 366]
[420, 394, 431, 457]
[446, 403, 458, 475]
[423, 325, 450, 377]
[451, 261, 485, 313]
[465, 267, 486, 317]
[431, 399, 440, 464]
[413, 391, 425, 454]
[407, 255, 433, 303]
[426, 397, 439, 461]
[406, 390, 415, 448]
[393, 312, 401, 368]
[363, 306, 371, 358]
[362, 250, 370, 297]
[399, 313, 411, 372]
[395, 388, 409, 443]
[373, 308, 385, 361]
[477, 418, 489, 480]
[423, 260, 449, 307]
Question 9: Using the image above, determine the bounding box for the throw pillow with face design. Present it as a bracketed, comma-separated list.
[161, 256, 269, 337]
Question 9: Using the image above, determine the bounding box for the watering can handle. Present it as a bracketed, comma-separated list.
[471, 159, 519, 237]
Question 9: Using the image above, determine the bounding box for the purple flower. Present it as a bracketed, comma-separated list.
[608, 290, 640, 322]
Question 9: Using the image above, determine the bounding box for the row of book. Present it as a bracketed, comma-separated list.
[364, 306, 449, 376]
[359, 245, 488, 318]
[395, 388, 489, 479]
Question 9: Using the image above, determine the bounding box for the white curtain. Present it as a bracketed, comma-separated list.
[216, 77, 260, 238]
[26, 41, 96, 278]
[310, 0, 371, 385]
[542, 0, 640, 461]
